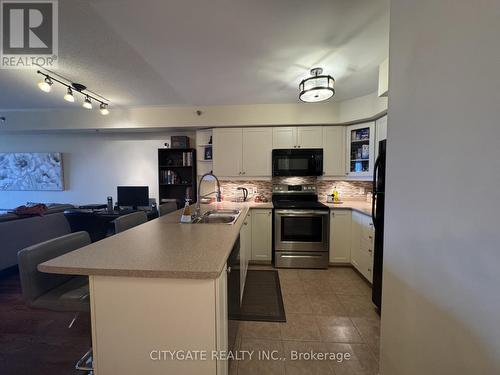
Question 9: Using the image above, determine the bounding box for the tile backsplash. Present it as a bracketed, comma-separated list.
[219, 178, 372, 202]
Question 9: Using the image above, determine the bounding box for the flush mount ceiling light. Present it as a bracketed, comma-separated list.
[299, 67, 335, 103]
[35, 67, 110, 115]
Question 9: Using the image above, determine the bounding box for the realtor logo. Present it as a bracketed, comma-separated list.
[1, 0, 58, 68]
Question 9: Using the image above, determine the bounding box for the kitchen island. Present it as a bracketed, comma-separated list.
[38, 202, 268, 375]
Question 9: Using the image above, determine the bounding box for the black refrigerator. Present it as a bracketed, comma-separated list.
[372, 139, 386, 311]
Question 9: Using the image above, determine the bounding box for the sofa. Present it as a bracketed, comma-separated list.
[0, 204, 75, 271]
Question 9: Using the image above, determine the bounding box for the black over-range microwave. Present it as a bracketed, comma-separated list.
[272, 148, 323, 176]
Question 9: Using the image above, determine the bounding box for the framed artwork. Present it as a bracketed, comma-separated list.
[0, 152, 64, 191]
[204, 146, 212, 160]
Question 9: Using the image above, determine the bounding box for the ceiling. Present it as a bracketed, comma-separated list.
[0, 0, 389, 110]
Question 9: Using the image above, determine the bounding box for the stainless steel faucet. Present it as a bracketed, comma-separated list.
[195, 171, 221, 218]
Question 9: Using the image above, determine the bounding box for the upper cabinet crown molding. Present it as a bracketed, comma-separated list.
[272, 126, 322, 149]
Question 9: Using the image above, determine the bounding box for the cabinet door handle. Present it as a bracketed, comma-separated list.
[227, 266, 232, 274]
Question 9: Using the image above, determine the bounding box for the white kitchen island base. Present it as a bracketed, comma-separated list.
[89, 271, 228, 375]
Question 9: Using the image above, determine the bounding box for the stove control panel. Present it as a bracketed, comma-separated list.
[272, 184, 317, 194]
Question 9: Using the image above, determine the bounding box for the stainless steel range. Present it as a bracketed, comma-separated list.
[272, 184, 329, 269]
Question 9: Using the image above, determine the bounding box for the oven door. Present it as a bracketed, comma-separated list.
[274, 209, 329, 252]
[272, 149, 323, 176]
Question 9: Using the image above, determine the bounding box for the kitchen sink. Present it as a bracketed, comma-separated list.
[192, 209, 242, 224]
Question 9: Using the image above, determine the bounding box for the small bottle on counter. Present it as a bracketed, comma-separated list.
[180, 199, 192, 223]
[333, 186, 340, 203]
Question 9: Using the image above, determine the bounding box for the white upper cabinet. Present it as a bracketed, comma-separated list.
[297, 126, 323, 148]
[213, 128, 243, 177]
[242, 128, 273, 176]
[346, 122, 376, 177]
[323, 126, 346, 176]
[214, 128, 272, 177]
[272, 126, 322, 149]
[273, 127, 297, 148]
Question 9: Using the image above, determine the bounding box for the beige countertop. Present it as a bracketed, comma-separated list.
[38, 199, 369, 280]
[38, 202, 266, 280]
[323, 199, 373, 216]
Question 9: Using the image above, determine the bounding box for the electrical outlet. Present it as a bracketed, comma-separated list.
[359, 187, 365, 194]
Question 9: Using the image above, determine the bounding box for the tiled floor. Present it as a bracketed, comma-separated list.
[230, 266, 380, 375]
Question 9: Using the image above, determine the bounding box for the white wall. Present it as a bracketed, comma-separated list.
[0, 131, 193, 208]
[0, 91, 388, 132]
[381, 0, 500, 374]
[337, 91, 387, 123]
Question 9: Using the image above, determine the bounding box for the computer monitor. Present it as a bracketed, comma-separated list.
[117, 186, 149, 209]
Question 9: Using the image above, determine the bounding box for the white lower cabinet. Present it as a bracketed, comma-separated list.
[350, 211, 374, 283]
[239, 212, 252, 302]
[215, 266, 228, 375]
[250, 209, 272, 262]
[329, 209, 352, 264]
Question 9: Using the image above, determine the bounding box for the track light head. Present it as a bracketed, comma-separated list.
[99, 103, 110, 115]
[38, 77, 53, 92]
[82, 96, 92, 109]
[64, 87, 75, 103]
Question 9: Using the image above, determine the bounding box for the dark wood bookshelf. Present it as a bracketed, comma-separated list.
[158, 148, 197, 209]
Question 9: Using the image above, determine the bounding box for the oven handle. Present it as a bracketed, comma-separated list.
[274, 210, 329, 216]
[280, 254, 325, 258]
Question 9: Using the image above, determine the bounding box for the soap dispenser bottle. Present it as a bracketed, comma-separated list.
[180, 199, 192, 223]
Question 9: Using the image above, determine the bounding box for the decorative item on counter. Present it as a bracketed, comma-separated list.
[180, 198, 192, 223]
[327, 186, 343, 204]
[366, 193, 373, 204]
[254, 194, 268, 203]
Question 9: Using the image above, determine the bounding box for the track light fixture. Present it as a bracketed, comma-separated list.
[38, 76, 53, 92]
[100, 103, 109, 115]
[64, 87, 75, 102]
[82, 96, 92, 109]
[36, 69, 110, 115]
